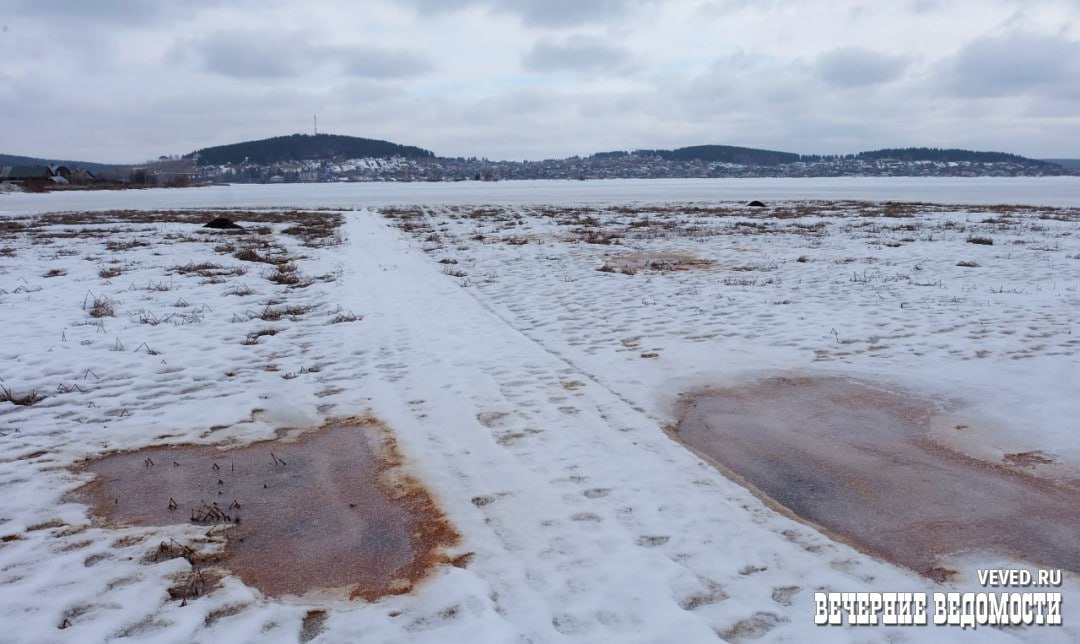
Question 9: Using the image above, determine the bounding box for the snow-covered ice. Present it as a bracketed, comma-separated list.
[0, 181, 1077, 642]
[2, 176, 1080, 217]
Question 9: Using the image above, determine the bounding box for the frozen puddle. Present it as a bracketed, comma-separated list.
[674, 376, 1080, 578]
[71, 417, 458, 599]
[599, 251, 714, 274]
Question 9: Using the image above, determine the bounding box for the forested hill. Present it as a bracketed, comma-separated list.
[1041, 159, 1080, 171]
[593, 145, 1057, 167]
[188, 134, 435, 166]
[0, 153, 128, 172]
[852, 148, 1052, 164]
[600, 145, 800, 166]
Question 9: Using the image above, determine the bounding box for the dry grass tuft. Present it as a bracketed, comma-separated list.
[281, 214, 344, 247]
[87, 296, 116, 318]
[266, 263, 311, 287]
[330, 311, 362, 324]
[105, 239, 150, 252]
[257, 305, 311, 321]
[0, 385, 45, 406]
[170, 262, 246, 278]
[234, 248, 266, 263]
[242, 328, 278, 345]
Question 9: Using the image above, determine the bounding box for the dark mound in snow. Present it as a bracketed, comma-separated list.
[203, 217, 244, 230]
[747, 200, 766, 208]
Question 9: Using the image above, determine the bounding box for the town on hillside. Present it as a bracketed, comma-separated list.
[2, 138, 1074, 191]
[187, 152, 1073, 185]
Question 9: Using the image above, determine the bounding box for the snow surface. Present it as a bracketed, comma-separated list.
[0, 182, 1077, 643]
[1, 176, 1079, 217]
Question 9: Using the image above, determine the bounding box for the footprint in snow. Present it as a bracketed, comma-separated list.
[718, 612, 786, 642]
[636, 535, 669, 547]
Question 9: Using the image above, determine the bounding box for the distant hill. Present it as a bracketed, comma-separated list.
[1043, 159, 1080, 171]
[853, 147, 1057, 167]
[597, 145, 800, 166]
[188, 133, 435, 166]
[0, 153, 128, 173]
[8, 139, 1071, 180]
[592, 145, 1065, 170]
[659, 144, 800, 166]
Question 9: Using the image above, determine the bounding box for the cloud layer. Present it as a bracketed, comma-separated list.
[1, 0, 1077, 162]
[176, 31, 433, 80]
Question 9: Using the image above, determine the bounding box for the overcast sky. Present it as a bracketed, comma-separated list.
[1, 0, 1078, 162]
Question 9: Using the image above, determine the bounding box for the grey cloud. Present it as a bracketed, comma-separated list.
[178, 31, 433, 80]
[697, 0, 807, 16]
[335, 46, 433, 79]
[399, 0, 480, 14]
[939, 32, 1080, 98]
[404, 0, 657, 27]
[0, 71, 412, 162]
[195, 32, 309, 78]
[502, 0, 657, 28]
[522, 36, 632, 73]
[2, 0, 220, 24]
[908, 0, 942, 13]
[676, 56, 811, 119]
[817, 47, 907, 87]
[662, 53, 939, 155]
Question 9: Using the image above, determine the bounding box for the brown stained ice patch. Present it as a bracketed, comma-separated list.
[69, 416, 458, 599]
[1003, 451, 1056, 468]
[600, 252, 714, 275]
[673, 376, 1080, 577]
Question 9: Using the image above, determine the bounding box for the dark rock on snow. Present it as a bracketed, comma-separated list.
[203, 217, 244, 230]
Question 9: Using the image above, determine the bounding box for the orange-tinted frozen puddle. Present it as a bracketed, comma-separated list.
[601, 252, 714, 273]
[72, 417, 457, 598]
[674, 376, 1080, 577]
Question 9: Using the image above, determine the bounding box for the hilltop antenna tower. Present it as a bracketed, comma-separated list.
[314, 115, 318, 136]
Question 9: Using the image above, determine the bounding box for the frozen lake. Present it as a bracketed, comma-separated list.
[2, 176, 1079, 215]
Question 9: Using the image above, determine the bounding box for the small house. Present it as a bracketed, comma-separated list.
[0, 165, 55, 190]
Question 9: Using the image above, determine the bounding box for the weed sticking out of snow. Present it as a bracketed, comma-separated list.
[0, 384, 45, 406]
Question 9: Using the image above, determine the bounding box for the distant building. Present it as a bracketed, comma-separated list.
[144, 158, 196, 186]
[0, 165, 102, 188]
[72, 168, 99, 185]
[0, 165, 55, 189]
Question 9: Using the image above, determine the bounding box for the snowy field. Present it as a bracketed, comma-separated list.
[0, 180, 1078, 643]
